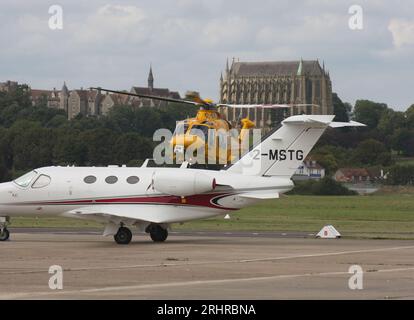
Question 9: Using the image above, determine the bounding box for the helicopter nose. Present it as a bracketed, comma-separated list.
[172, 135, 198, 147]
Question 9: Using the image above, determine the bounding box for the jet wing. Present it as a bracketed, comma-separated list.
[64, 203, 220, 225]
[64, 205, 162, 224]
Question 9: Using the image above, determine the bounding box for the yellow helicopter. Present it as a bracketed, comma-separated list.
[169, 91, 260, 165]
[92, 87, 291, 166]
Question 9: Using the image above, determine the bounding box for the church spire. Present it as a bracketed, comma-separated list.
[62, 81, 69, 95]
[148, 65, 154, 90]
[297, 58, 304, 76]
[225, 57, 230, 80]
[225, 57, 230, 76]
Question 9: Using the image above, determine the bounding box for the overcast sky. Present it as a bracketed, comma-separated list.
[1, 0, 413, 110]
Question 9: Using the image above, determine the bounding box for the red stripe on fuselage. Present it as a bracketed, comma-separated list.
[9, 193, 237, 210]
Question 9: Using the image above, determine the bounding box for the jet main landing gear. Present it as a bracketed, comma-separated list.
[111, 223, 169, 244]
[146, 224, 168, 242]
[0, 217, 10, 242]
[114, 226, 132, 245]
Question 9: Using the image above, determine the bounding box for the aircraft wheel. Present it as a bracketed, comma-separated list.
[114, 227, 132, 245]
[150, 225, 168, 242]
[0, 229, 9, 241]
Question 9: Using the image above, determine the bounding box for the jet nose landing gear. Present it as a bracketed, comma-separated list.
[0, 217, 10, 241]
[114, 226, 132, 245]
[0, 229, 9, 241]
[146, 224, 168, 242]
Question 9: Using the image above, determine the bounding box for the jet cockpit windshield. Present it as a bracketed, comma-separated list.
[13, 170, 38, 188]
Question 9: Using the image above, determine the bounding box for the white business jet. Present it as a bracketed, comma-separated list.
[0, 115, 363, 244]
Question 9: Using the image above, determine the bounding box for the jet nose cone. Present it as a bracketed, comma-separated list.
[0, 182, 14, 205]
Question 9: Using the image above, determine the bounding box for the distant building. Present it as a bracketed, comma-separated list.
[86, 89, 102, 116]
[334, 168, 372, 183]
[129, 66, 181, 108]
[67, 88, 105, 119]
[219, 59, 333, 130]
[334, 168, 387, 183]
[293, 157, 326, 181]
[30, 88, 61, 109]
[101, 93, 129, 116]
[0, 80, 18, 92]
[67, 66, 181, 119]
[4, 65, 181, 119]
[29, 83, 69, 112]
[59, 82, 69, 112]
[68, 89, 88, 119]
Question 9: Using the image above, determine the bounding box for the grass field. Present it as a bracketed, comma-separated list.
[396, 156, 414, 165]
[9, 193, 414, 239]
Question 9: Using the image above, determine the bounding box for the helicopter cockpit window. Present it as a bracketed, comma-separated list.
[189, 125, 209, 139]
[14, 171, 38, 188]
[174, 122, 189, 136]
[31, 174, 51, 189]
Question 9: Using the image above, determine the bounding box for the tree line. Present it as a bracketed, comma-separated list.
[0, 85, 198, 182]
[312, 93, 414, 185]
[0, 84, 413, 185]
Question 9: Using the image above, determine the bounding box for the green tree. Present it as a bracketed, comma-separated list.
[9, 122, 55, 170]
[81, 128, 119, 165]
[391, 128, 414, 156]
[406, 104, 414, 128]
[290, 177, 356, 195]
[53, 129, 88, 165]
[353, 100, 388, 129]
[387, 164, 414, 185]
[332, 93, 350, 122]
[352, 139, 392, 166]
[114, 133, 154, 164]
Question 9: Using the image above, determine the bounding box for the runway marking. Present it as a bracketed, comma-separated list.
[1, 245, 414, 275]
[1, 266, 414, 300]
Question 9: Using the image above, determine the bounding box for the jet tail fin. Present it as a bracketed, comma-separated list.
[226, 115, 364, 177]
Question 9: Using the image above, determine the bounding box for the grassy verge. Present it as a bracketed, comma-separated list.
[396, 157, 414, 165]
[9, 194, 414, 239]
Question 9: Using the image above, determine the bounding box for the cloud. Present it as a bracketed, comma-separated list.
[202, 16, 250, 48]
[73, 5, 149, 45]
[388, 18, 414, 48]
[0, 0, 413, 110]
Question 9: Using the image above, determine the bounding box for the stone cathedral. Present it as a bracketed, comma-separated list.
[219, 59, 333, 130]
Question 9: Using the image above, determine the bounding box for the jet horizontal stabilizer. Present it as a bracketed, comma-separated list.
[329, 120, 366, 128]
[238, 192, 279, 199]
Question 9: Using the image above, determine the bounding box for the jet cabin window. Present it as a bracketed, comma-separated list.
[14, 171, 38, 188]
[31, 174, 51, 189]
[127, 176, 140, 184]
[105, 176, 118, 184]
[84, 175, 97, 184]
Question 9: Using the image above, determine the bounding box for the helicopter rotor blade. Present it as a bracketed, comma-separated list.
[217, 103, 321, 109]
[217, 104, 292, 109]
[90, 87, 205, 107]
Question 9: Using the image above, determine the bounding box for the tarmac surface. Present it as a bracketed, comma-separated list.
[1, 229, 414, 299]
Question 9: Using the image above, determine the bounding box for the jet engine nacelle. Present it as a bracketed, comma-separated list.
[153, 171, 216, 197]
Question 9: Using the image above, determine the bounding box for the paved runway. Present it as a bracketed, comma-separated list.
[10, 227, 312, 238]
[1, 230, 414, 299]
